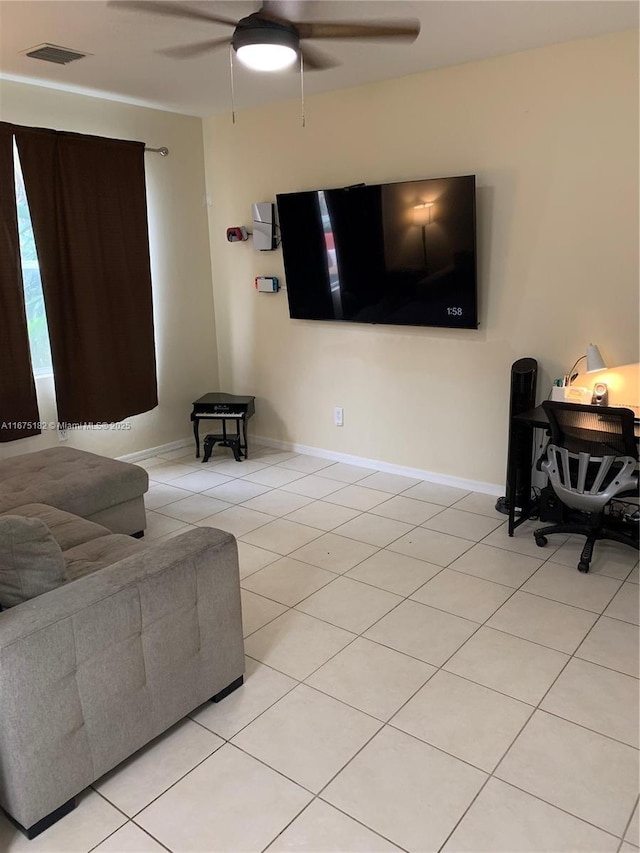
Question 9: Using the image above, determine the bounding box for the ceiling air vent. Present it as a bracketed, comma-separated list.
[24, 44, 89, 65]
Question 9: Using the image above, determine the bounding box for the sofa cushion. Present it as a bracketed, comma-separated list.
[0, 446, 149, 519]
[0, 515, 66, 608]
[2, 503, 111, 551]
[64, 534, 147, 581]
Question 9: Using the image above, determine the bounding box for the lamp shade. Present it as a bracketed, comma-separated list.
[586, 343, 606, 373]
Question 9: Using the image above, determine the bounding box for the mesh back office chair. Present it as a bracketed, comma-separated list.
[534, 401, 639, 573]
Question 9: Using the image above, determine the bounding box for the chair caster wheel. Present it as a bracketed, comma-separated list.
[535, 535, 548, 547]
[578, 561, 590, 573]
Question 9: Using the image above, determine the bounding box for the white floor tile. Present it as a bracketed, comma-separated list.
[0, 790, 126, 853]
[191, 657, 296, 740]
[481, 520, 564, 559]
[242, 519, 323, 555]
[346, 550, 443, 596]
[281, 475, 345, 499]
[197, 505, 272, 537]
[333, 513, 414, 547]
[143, 511, 188, 541]
[209, 459, 268, 477]
[448, 543, 543, 587]
[136, 744, 312, 852]
[391, 670, 533, 771]
[322, 726, 486, 852]
[167, 469, 233, 492]
[387, 527, 474, 567]
[243, 467, 307, 487]
[277, 455, 336, 474]
[370, 494, 444, 525]
[450, 492, 508, 519]
[495, 710, 639, 836]
[203, 479, 272, 504]
[232, 684, 381, 793]
[324, 484, 392, 510]
[244, 610, 356, 680]
[242, 557, 337, 606]
[551, 536, 638, 579]
[144, 482, 194, 509]
[364, 599, 478, 666]
[146, 462, 198, 483]
[242, 490, 314, 517]
[94, 719, 223, 816]
[401, 481, 471, 506]
[626, 802, 639, 846]
[320, 462, 371, 483]
[93, 822, 166, 852]
[241, 589, 288, 636]
[306, 637, 435, 721]
[541, 657, 639, 747]
[486, 591, 598, 653]
[356, 471, 422, 494]
[411, 569, 513, 623]
[575, 615, 640, 677]
[444, 626, 569, 705]
[155, 492, 231, 522]
[284, 500, 361, 531]
[422, 508, 504, 541]
[290, 532, 378, 574]
[266, 799, 402, 852]
[626, 563, 639, 583]
[442, 777, 619, 853]
[296, 576, 402, 634]
[603, 581, 640, 625]
[236, 541, 280, 579]
[522, 561, 623, 613]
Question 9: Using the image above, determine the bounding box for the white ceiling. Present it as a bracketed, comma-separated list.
[0, 1, 637, 118]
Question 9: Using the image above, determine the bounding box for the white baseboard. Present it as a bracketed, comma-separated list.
[117, 436, 193, 463]
[120, 432, 503, 498]
[252, 433, 504, 497]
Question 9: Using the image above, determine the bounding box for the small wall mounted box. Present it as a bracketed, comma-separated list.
[255, 276, 280, 292]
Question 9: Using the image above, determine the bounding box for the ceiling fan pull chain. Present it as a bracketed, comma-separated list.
[300, 52, 305, 128]
[229, 44, 236, 124]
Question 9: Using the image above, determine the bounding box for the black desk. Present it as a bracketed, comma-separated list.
[509, 405, 640, 535]
[190, 393, 256, 462]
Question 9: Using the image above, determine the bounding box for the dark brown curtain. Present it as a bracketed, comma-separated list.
[0, 124, 41, 441]
[12, 125, 158, 425]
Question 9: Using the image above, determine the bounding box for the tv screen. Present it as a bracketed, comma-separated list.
[276, 174, 478, 329]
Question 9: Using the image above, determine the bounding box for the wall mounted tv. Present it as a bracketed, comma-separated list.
[276, 174, 478, 329]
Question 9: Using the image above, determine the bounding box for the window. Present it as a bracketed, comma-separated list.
[13, 143, 52, 375]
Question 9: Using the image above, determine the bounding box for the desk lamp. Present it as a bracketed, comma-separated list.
[566, 343, 607, 384]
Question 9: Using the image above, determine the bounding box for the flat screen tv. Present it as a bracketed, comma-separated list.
[276, 174, 478, 329]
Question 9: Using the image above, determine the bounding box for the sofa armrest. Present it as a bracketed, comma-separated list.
[0, 527, 244, 831]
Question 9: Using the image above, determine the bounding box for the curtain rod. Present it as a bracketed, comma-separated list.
[144, 146, 169, 156]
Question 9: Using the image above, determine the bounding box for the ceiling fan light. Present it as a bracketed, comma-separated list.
[236, 42, 297, 71]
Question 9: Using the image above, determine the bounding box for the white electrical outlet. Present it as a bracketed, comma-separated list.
[57, 428, 68, 442]
[334, 407, 344, 427]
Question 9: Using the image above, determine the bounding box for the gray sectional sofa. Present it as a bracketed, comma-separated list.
[0, 449, 245, 839]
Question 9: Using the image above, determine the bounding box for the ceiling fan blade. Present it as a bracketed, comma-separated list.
[108, 1, 238, 28]
[300, 43, 339, 70]
[295, 20, 420, 42]
[157, 37, 232, 59]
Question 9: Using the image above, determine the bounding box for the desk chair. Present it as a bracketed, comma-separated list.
[533, 401, 638, 573]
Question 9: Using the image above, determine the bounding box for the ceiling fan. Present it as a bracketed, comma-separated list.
[109, 1, 420, 71]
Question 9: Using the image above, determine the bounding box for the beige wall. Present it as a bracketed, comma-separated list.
[203, 31, 639, 489]
[0, 79, 217, 458]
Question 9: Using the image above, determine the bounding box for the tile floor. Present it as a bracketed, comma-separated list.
[2, 444, 638, 853]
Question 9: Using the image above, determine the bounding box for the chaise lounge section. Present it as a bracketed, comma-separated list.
[0, 446, 149, 536]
